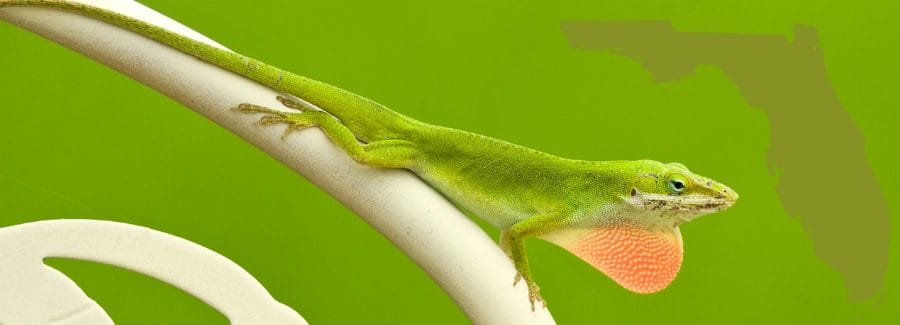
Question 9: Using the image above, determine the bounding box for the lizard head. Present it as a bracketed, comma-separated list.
[541, 160, 737, 294]
[626, 160, 738, 227]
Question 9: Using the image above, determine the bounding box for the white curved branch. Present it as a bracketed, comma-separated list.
[0, 219, 306, 324]
[0, 1, 555, 323]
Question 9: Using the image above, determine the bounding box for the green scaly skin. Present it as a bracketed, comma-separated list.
[1, 0, 739, 309]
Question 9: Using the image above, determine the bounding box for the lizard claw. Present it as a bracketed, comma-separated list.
[276, 95, 311, 111]
[528, 282, 545, 311]
[258, 115, 287, 125]
[513, 272, 547, 311]
[281, 123, 312, 140]
[233, 103, 284, 115]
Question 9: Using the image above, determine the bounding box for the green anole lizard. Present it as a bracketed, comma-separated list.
[1, 0, 738, 309]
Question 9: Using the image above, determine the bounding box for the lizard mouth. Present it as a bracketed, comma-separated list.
[655, 197, 732, 212]
[628, 191, 737, 225]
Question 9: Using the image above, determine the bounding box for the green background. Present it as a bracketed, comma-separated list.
[1, 0, 898, 323]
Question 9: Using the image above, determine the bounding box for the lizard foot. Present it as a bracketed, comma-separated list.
[513, 272, 547, 311]
[233, 103, 319, 139]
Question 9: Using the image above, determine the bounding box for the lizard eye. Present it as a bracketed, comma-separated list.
[666, 174, 689, 194]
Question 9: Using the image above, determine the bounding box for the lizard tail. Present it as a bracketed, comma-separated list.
[0, 0, 419, 142]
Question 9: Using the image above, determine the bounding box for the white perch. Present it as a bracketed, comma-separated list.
[0, 1, 556, 323]
[0, 219, 306, 324]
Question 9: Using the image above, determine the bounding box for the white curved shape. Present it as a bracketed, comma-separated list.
[0, 219, 306, 324]
[0, 1, 556, 323]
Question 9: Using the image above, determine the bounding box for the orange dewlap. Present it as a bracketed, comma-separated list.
[562, 223, 683, 293]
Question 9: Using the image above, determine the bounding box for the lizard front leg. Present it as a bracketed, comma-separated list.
[502, 212, 567, 310]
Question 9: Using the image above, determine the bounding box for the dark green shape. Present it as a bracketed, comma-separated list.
[561, 21, 889, 300]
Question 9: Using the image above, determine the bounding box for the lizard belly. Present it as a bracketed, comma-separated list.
[414, 170, 534, 230]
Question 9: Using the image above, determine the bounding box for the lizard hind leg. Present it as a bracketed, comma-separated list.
[234, 102, 419, 169]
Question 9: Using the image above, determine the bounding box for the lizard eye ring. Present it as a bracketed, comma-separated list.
[666, 174, 689, 194]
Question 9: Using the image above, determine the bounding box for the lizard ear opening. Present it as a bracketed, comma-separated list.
[540, 221, 683, 293]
